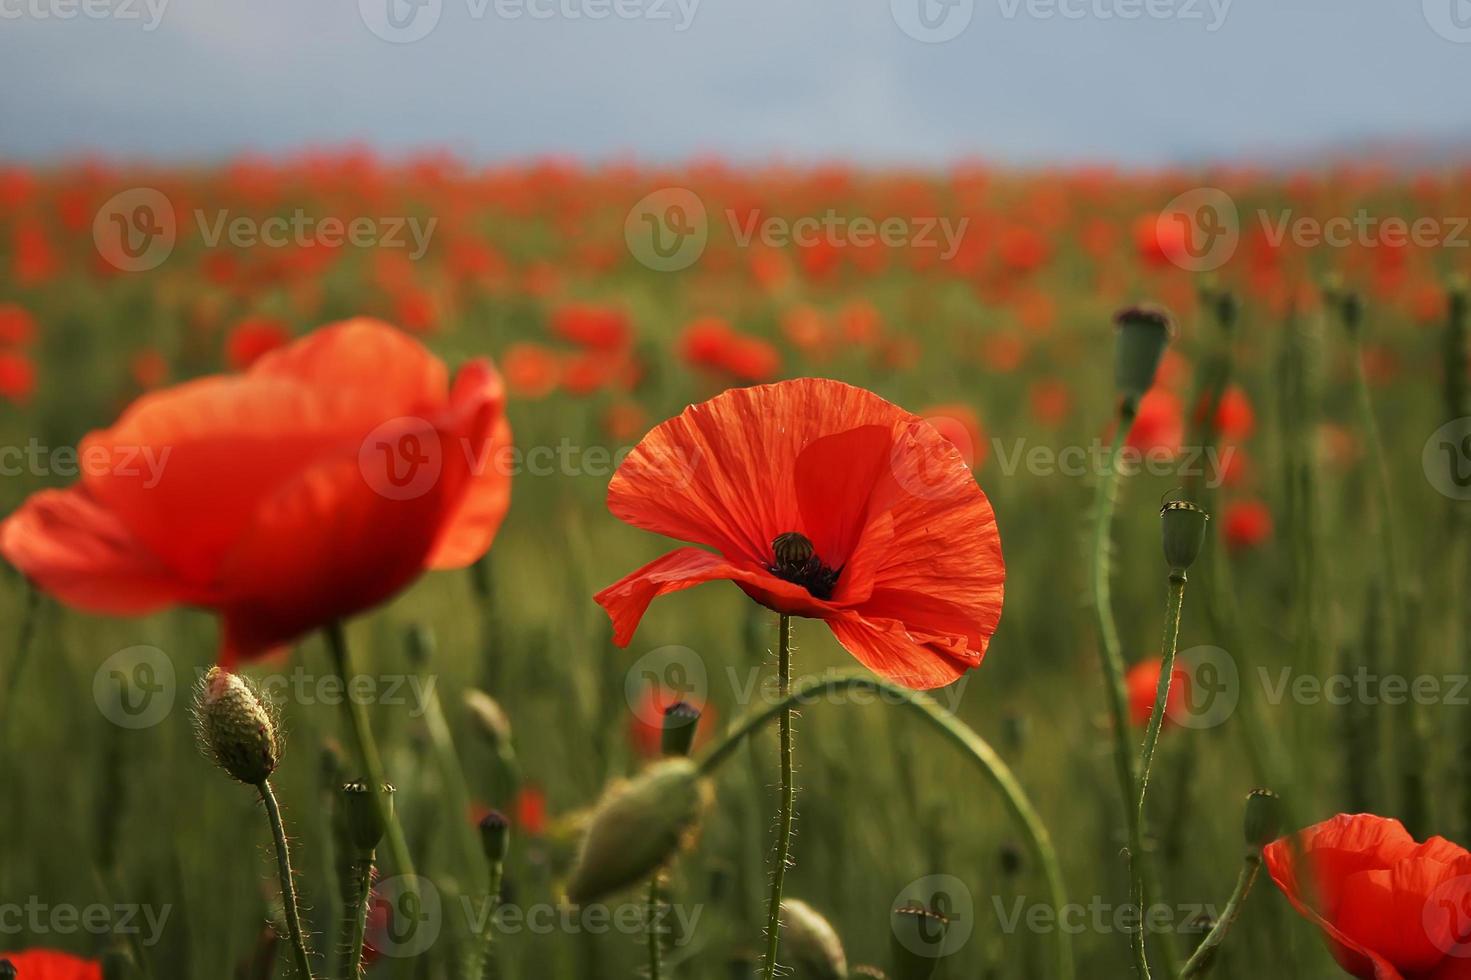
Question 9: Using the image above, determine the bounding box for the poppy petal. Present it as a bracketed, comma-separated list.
[826, 613, 976, 690]
[427, 361, 513, 569]
[793, 423, 895, 567]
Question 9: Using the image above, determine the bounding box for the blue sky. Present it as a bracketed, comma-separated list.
[1, 0, 1468, 166]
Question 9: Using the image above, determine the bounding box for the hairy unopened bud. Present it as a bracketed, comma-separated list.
[565, 758, 711, 904]
[194, 667, 279, 785]
[464, 689, 513, 747]
[781, 899, 848, 980]
[340, 781, 394, 856]
[890, 904, 948, 980]
[1244, 788, 1283, 850]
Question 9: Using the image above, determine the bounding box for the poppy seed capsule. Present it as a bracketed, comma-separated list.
[340, 781, 394, 856]
[890, 904, 949, 980]
[1160, 498, 1210, 580]
[779, 899, 848, 980]
[194, 667, 279, 785]
[1113, 304, 1176, 416]
[564, 757, 711, 905]
[479, 809, 511, 864]
[1244, 788, 1283, 850]
[661, 701, 702, 758]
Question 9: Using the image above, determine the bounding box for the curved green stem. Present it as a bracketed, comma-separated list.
[700, 670, 1073, 980]
[342, 857, 372, 980]
[1131, 575, 1187, 977]
[258, 780, 315, 980]
[1180, 852, 1261, 978]
[324, 623, 418, 893]
[760, 614, 796, 980]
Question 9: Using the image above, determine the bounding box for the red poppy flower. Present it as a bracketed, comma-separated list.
[1125, 657, 1189, 728]
[502, 342, 561, 399]
[129, 350, 168, 390]
[1223, 498, 1273, 552]
[1125, 389, 1184, 458]
[0, 318, 511, 664]
[0, 351, 36, 406]
[1264, 813, 1471, 979]
[0, 303, 37, 347]
[226, 317, 290, 371]
[0, 950, 101, 980]
[594, 379, 1005, 690]
[515, 784, 548, 837]
[550, 303, 631, 351]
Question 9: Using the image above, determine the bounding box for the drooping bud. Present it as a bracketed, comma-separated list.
[340, 781, 394, 857]
[479, 809, 511, 865]
[890, 904, 949, 980]
[1244, 788, 1283, 850]
[661, 701, 702, 758]
[565, 758, 711, 904]
[464, 689, 513, 748]
[1160, 493, 1210, 580]
[780, 898, 849, 980]
[1113, 304, 1176, 416]
[193, 667, 279, 785]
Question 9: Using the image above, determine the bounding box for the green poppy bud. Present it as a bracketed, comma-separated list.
[193, 667, 280, 786]
[565, 758, 711, 904]
[479, 809, 511, 865]
[340, 781, 394, 857]
[781, 899, 848, 980]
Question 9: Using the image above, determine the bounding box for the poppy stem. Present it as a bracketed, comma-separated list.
[759, 614, 796, 980]
[700, 670, 1074, 980]
[342, 854, 372, 980]
[257, 780, 316, 980]
[646, 873, 664, 980]
[1179, 851, 1261, 978]
[1131, 573, 1187, 977]
[469, 853, 506, 980]
[323, 622, 420, 894]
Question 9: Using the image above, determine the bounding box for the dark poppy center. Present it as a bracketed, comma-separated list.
[769, 532, 840, 600]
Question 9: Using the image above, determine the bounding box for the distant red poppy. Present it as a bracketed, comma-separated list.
[678, 318, 781, 382]
[226, 317, 290, 371]
[0, 303, 37, 347]
[1223, 499, 1273, 552]
[0, 319, 511, 664]
[1028, 379, 1071, 428]
[0, 950, 101, 980]
[502, 342, 561, 398]
[550, 303, 631, 351]
[1125, 389, 1184, 458]
[1197, 385, 1255, 442]
[1125, 657, 1189, 728]
[595, 379, 1005, 690]
[515, 784, 547, 837]
[1264, 813, 1471, 979]
[130, 350, 168, 390]
[0, 351, 36, 405]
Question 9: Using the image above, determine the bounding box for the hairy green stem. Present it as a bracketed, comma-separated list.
[342, 856, 372, 980]
[1131, 575, 1187, 977]
[700, 670, 1073, 980]
[470, 857, 506, 980]
[1180, 852, 1261, 978]
[258, 781, 315, 980]
[646, 874, 664, 980]
[760, 614, 795, 980]
[324, 623, 418, 893]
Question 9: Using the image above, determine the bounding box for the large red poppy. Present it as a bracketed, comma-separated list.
[594, 379, 1005, 690]
[1264, 813, 1471, 979]
[0, 318, 511, 664]
[0, 950, 102, 980]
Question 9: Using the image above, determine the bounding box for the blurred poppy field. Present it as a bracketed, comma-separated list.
[1, 154, 1470, 980]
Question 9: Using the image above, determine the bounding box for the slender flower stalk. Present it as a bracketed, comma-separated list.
[647, 874, 665, 980]
[700, 670, 1073, 980]
[470, 811, 509, 980]
[259, 781, 316, 980]
[324, 622, 418, 893]
[342, 859, 372, 980]
[1179, 853, 1260, 978]
[760, 614, 796, 980]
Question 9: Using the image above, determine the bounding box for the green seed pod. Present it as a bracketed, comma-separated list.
[565, 758, 711, 904]
[1244, 788, 1283, 850]
[661, 701, 701, 758]
[781, 899, 848, 980]
[1113, 304, 1176, 415]
[340, 781, 394, 857]
[890, 904, 949, 980]
[479, 809, 511, 865]
[1160, 496, 1210, 579]
[194, 667, 279, 785]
